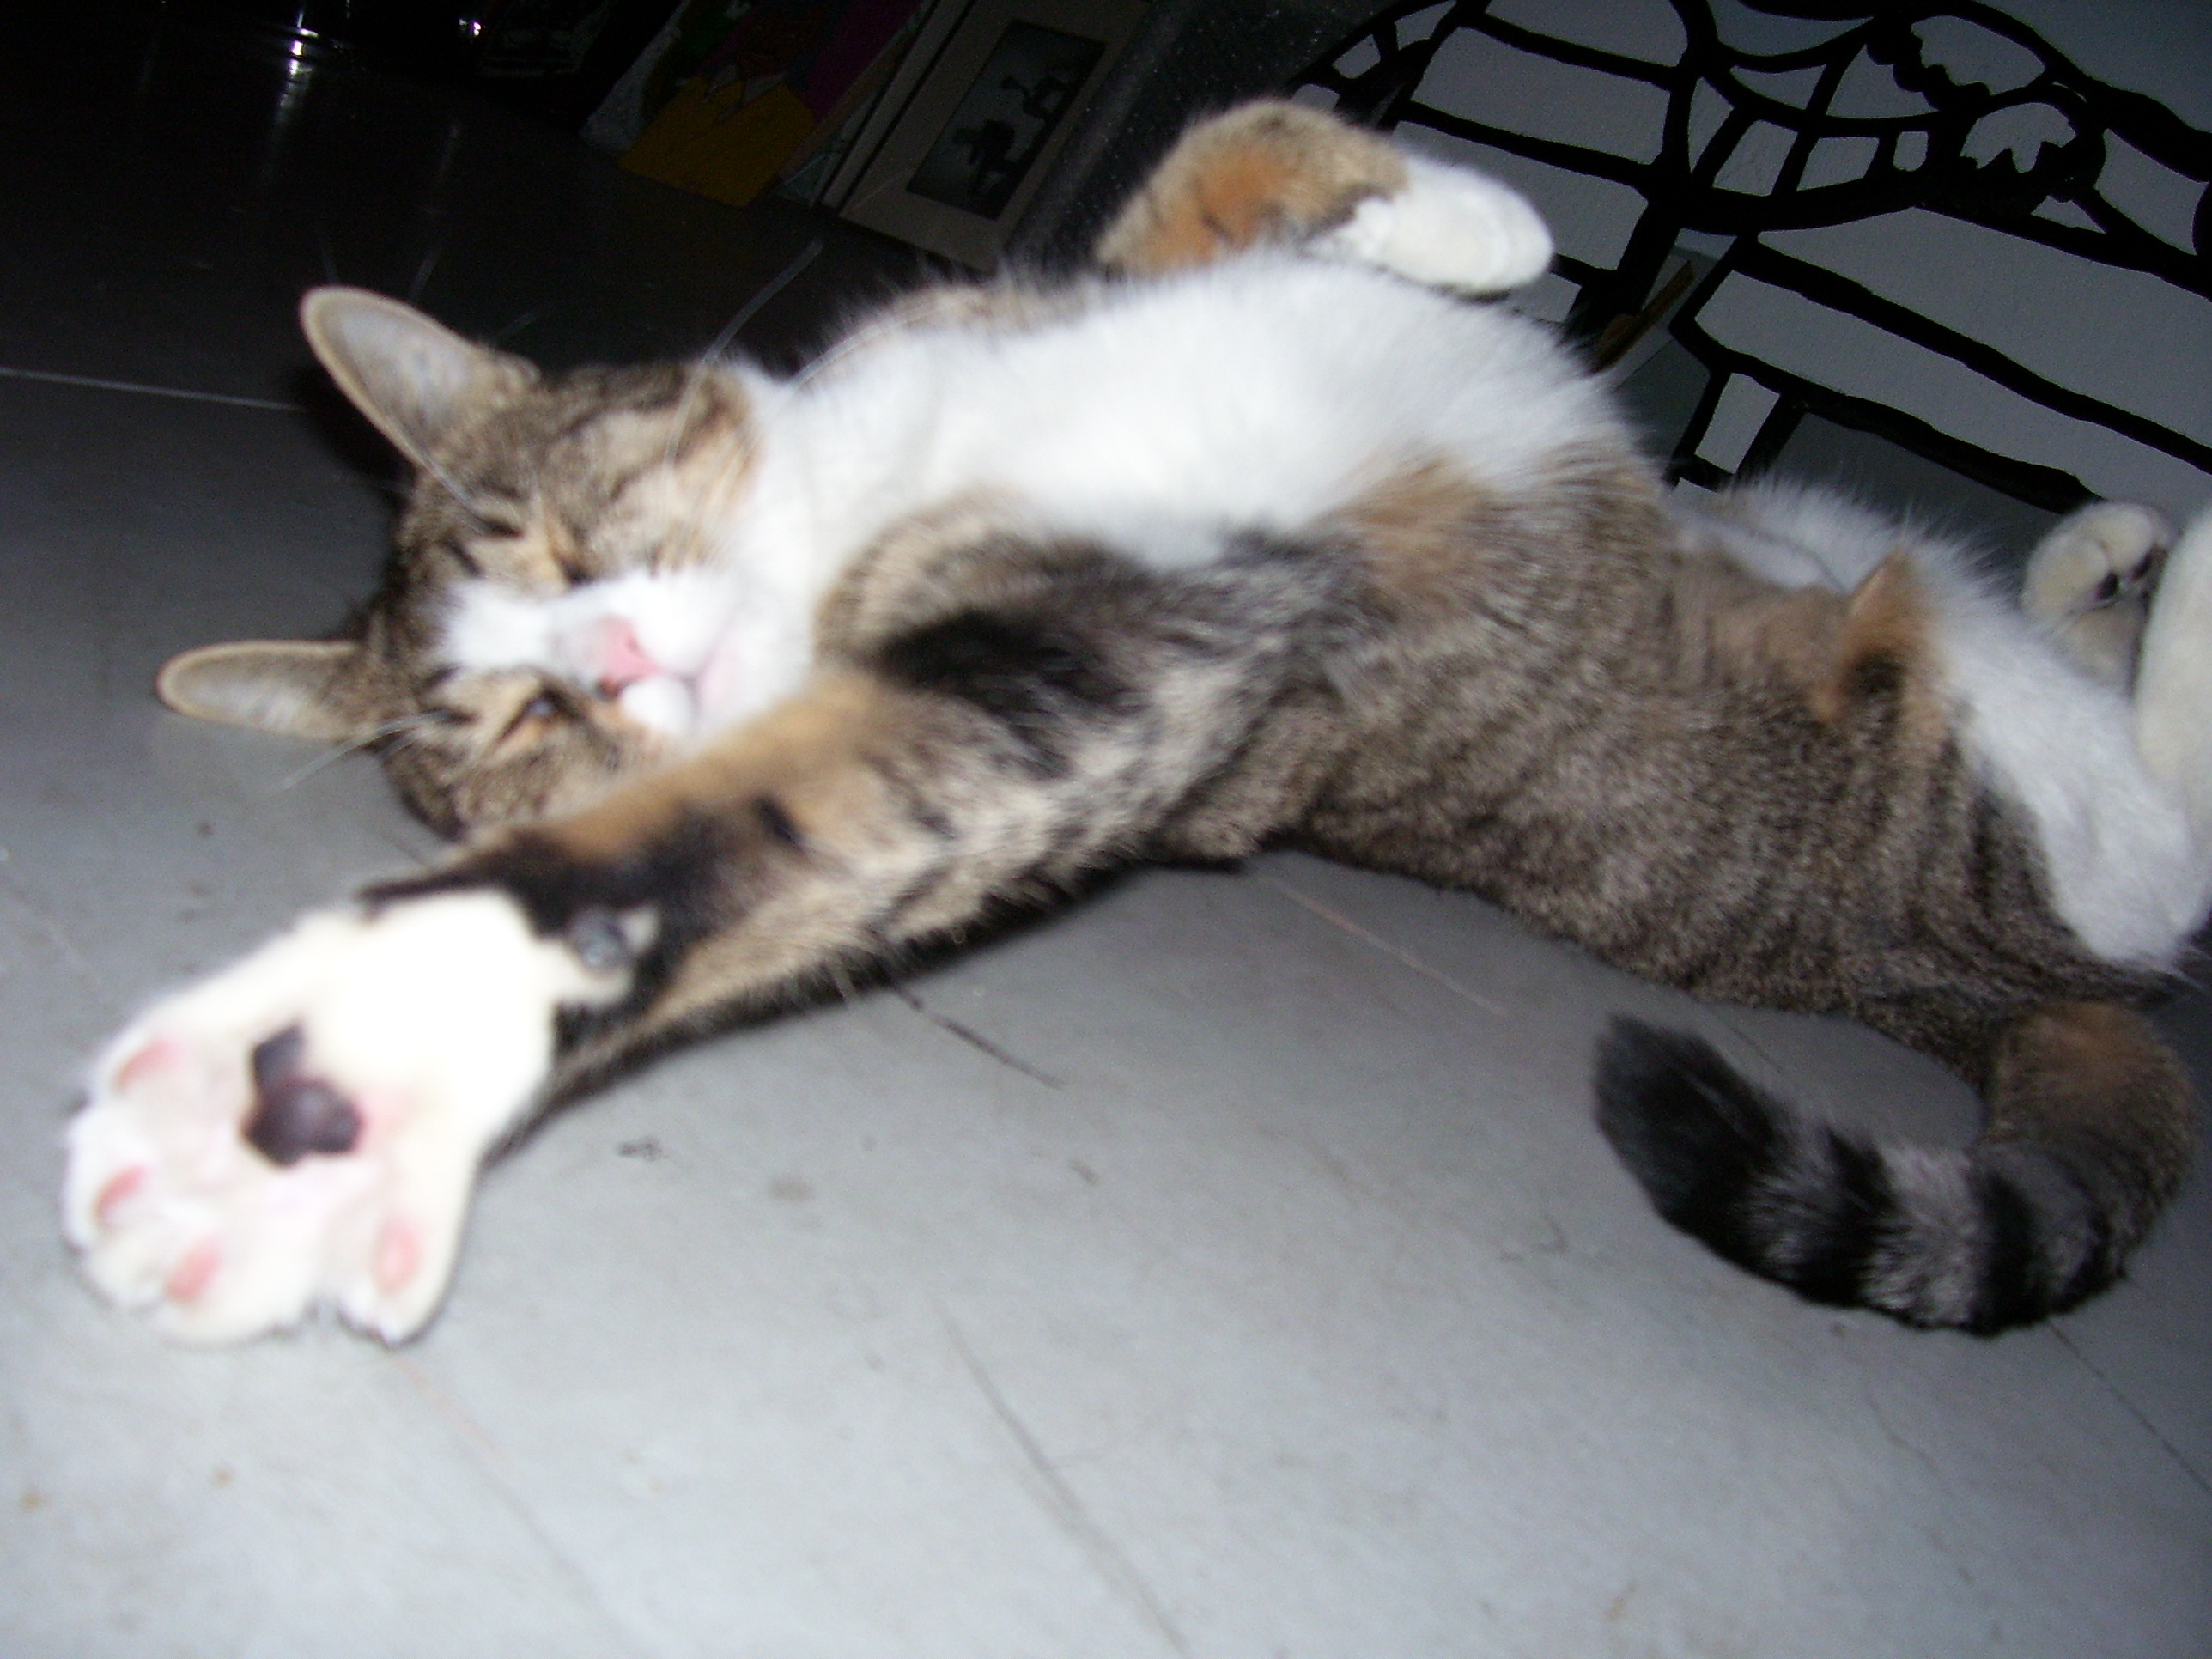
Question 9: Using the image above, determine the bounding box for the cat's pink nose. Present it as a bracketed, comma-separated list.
[595, 617, 659, 696]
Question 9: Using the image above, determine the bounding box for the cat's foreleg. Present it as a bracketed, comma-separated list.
[66, 560, 1325, 1342]
[1093, 100, 1552, 295]
[64, 677, 1158, 1345]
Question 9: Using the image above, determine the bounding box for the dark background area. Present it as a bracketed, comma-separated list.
[132, 2, 1394, 264]
[131, 0, 689, 124]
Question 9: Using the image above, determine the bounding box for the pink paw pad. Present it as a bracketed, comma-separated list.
[94, 1166, 147, 1226]
[116, 1036, 182, 1092]
[166, 1237, 222, 1303]
[375, 1218, 421, 1294]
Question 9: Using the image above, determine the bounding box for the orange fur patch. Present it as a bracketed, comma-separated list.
[1336, 459, 1500, 609]
[545, 672, 900, 861]
[1181, 149, 1306, 260]
[1988, 1000, 2194, 1175]
[1813, 551, 1941, 737]
[1699, 550, 1944, 736]
[1709, 580, 1848, 696]
[1094, 102, 1407, 275]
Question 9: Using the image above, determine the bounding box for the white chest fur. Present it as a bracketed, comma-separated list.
[755, 257, 1611, 579]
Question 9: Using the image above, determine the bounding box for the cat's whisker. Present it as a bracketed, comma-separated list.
[790, 311, 903, 389]
[490, 304, 556, 348]
[407, 240, 444, 304]
[275, 749, 357, 792]
[665, 365, 710, 478]
[665, 239, 823, 473]
[276, 714, 443, 791]
[414, 448, 500, 532]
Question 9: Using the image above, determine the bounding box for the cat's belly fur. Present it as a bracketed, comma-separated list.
[737, 254, 1622, 589]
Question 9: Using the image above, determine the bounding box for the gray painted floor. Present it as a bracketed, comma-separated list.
[2, 6, 2206, 1656]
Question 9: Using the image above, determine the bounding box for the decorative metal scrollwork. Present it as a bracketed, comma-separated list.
[1292, 2, 2210, 513]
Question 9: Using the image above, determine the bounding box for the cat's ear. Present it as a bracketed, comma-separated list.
[155, 640, 372, 743]
[300, 287, 534, 471]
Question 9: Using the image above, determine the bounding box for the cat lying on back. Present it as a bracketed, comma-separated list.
[64, 102, 2208, 1346]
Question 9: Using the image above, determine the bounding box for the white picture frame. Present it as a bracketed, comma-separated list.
[839, 0, 1148, 270]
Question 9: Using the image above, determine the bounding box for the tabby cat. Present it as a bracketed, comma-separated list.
[65, 103, 2209, 1346]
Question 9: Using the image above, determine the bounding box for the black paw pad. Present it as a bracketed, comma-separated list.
[244, 1024, 362, 1166]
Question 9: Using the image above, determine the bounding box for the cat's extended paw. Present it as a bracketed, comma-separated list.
[64, 892, 605, 1344]
[1316, 154, 1553, 294]
[2022, 501, 2173, 686]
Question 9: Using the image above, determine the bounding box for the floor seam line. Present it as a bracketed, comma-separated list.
[893, 986, 1063, 1086]
[386, 1352, 658, 1656]
[2051, 1326, 2211, 1495]
[941, 1310, 1192, 1656]
[1253, 872, 1506, 1015]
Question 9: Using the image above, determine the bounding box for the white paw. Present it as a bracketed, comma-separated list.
[64, 892, 606, 1344]
[2022, 501, 2172, 686]
[2136, 507, 2212, 831]
[1319, 155, 1553, 293]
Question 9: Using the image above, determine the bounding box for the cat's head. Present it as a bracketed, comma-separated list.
[159, 289, 771, 836]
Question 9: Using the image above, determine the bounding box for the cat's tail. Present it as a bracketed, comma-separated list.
[1594, 1003, 2194, 1333]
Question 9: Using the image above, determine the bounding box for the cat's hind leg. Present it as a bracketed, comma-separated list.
[64, 894, 608, 1343]
[1093, 100, 1551, 295]
[2135, 506, 2212, 834]
[2021, 501, 2172, 688]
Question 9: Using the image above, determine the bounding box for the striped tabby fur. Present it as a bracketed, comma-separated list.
[72, 102, 2204, 1344]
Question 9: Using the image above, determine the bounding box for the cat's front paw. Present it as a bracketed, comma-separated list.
[64, 892, 605, 1344]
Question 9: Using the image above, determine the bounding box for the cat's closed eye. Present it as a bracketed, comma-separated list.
[488, 687, 569, 750]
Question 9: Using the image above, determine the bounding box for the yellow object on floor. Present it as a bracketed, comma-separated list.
[621, 78, 817, 208]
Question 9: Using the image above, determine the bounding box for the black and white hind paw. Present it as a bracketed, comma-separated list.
[64, 893, 600, 1344]
[2022, 501, 2173, 687]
